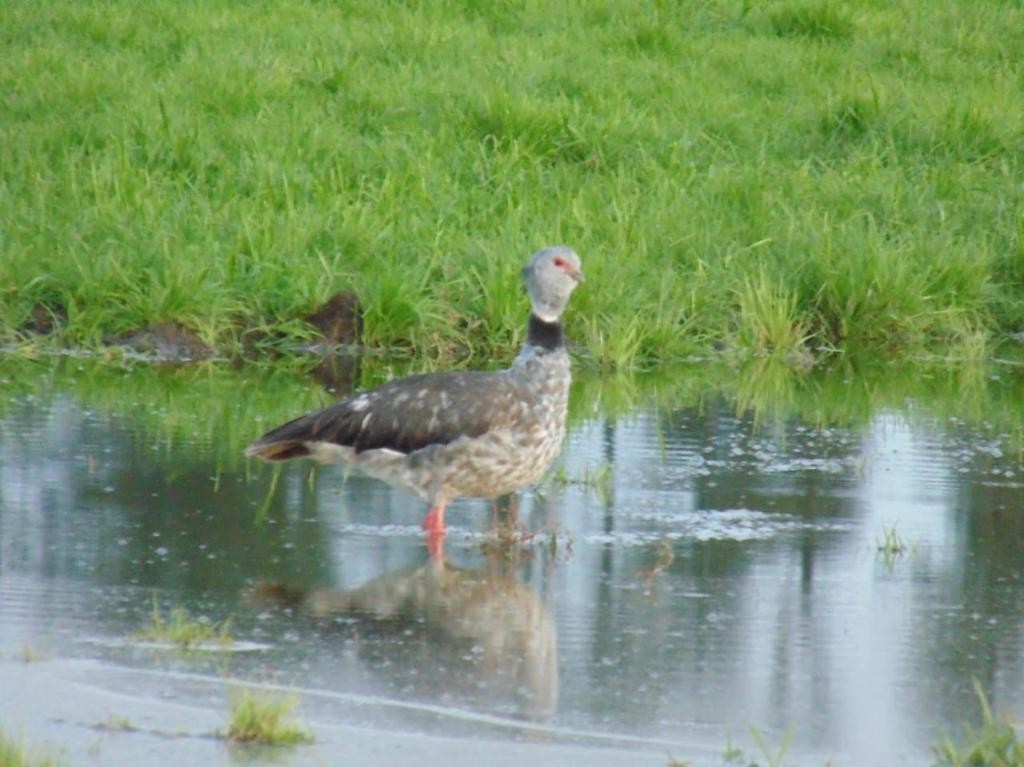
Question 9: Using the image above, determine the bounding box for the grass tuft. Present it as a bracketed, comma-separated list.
[767, 2, 856, 41]
[544, 461, 614, 504]
[933, 681, 1024, 766]
[719, 726, 793, 767]
[876, 525, 909, 559]
[0, 730, 62, 767]
[735, 272, 811, 359]
[225, 689, 314, 746]
[135, 596, 233, 651]
[820, 89, 883, 143]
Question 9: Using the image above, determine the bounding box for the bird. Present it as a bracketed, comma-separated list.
[245, 246, 584, 540]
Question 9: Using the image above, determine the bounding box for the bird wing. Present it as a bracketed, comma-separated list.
[246, 370, 526, 460]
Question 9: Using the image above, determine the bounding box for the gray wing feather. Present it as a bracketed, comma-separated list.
[247, 370, 524, 459]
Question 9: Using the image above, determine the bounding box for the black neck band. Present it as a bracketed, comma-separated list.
[527, 314, 564, 351]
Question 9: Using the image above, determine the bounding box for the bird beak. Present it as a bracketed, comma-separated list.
[570, 267, 585, 284]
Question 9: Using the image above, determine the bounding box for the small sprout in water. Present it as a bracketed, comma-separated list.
[721, 732, 744, 765]
[225, 689, 314, 746]
[876, 525, 909, 560]
[719, 727, 792, 767]
[94, 715, 137, 733]
[480, 521, 536, 562]
[135, 595, 234, 650]
[543, 462, 613, 503]
[748, 725, 792, 767]
[548, 524, 575, 560]
[638, 538, 675, 594]
[542, 464, 571, 491]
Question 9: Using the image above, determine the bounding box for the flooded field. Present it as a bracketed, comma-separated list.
[1, 356, 1023, 766]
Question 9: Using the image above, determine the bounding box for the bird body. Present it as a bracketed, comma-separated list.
[246, 247, 584, 536]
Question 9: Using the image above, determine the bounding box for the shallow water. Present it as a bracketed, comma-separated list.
[1, 357, 1023, 766]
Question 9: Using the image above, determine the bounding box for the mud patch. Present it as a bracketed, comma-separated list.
[237, 291, 363, 362]
[21, 301, 67, 335]
[304, 291, 362, 347]
[109, 322, 214, 361]
[9, 292, 364, 364]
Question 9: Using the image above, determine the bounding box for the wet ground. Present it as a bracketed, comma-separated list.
[1, 357, 1023, 766]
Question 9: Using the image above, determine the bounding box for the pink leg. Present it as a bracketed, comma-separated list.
[421, 503, 447, 534]
[425, 529, 446, 560]
[422, 503, 447, 560]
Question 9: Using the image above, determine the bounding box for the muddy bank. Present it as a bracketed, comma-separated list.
[16, 291, 363, 364]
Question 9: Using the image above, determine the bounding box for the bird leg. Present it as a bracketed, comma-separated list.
[421, 503, 446, 534]
[422, 503, 447, 560]
[425, 530, 445, 560]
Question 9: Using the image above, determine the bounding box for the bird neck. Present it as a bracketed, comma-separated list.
[526, 313, 564, 352]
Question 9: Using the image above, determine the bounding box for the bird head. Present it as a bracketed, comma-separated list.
[522, 246, 584, 323]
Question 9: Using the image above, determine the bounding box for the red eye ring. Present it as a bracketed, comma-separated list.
[553, 256, 568, 269]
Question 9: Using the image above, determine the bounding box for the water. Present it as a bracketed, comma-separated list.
[1, 357, 1023, 766]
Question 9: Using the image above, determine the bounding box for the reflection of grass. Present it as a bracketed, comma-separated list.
[0, 730, 62, 767]
[933, 681, 1024, 766]
[135, 597, 233, 650]
[545, 461, 613, 504]
[7, 350, 1024, 476]
[225, 689, 314, 746]
[15, 643, 47, 664]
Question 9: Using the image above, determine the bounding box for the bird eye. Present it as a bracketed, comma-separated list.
[553, 256, 568, 269]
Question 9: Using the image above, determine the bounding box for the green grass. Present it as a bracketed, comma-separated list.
[665, 686, 1024, 766]
[225, 689, 314, 746]
[735, 270, 811, 360]
[933, 682, 1024, 767]
[135, 596, 234, 650]
[715, 727, 792, 767]
[1, 0, 1022, 367]
[0, 730, 62, 767]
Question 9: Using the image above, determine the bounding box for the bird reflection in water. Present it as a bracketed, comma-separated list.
[257, 540, 558, 723]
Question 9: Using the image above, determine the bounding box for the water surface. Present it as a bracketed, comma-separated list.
[1, 357, 1022, 766]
